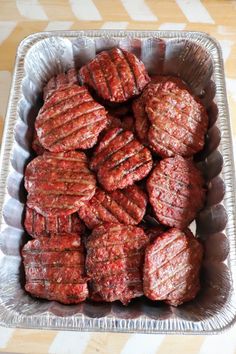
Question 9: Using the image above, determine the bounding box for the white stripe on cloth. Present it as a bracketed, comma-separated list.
[101, 22, 129, 30]
[226, 78, 236, 102]
[176, 0, 214, 24]
[120, 0, 158, 21]
[199, 326, 236, 354]
[48, 332, 91, 354]
[218, 40, 234, 62]
[16, 0, 48, 20]
[0, 22, 17, 45]
[69, 0, 102, 21]
[0, 328, 15, 349]
[44, 21, 74, 31]
[158, 23, 186, 30]
[121, 333, 165, 354]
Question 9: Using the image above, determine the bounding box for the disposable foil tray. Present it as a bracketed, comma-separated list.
[0, 30, 236, 334]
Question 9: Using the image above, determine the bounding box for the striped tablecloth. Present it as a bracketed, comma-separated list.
[0, 1, 236, 353]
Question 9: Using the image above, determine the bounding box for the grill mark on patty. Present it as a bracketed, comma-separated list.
[150, 186, 190, 210]
[41, 104, 104, 138]
[155, 114, 203, 149]
[40, 90, 89, 118]
[118, 188, 145, 210]
[28, 182, 95, 195]
[25, 263, 85, 270]
[30, 189, 94, 198]
[121, 50, 137, 93]
[94, 127, 124, 155]
[87, 251, 143, 266]
[166, 267, 199, 294]
[46, 113, 107, 148]
[107, 49, 126, 99]
[150, 124, 195, 155]
[148, 246, 189, 276]
[149, 90, 204, 125]
[111, 190, 144, 220]
[149, 139, 174, 157]
[97, 232, 146, 247]
[99, 196, 137, 224]
[87, 234, 147, 249]
[42, 85, 84, 109]
[149, 183, 191, 204]
[96, 56, 113, 100]
[153, 201, 190, 222]
[108, 144, 145, 171]
[87, 257, 143, 278]
[92, 131, 134, 170]
[151, 263, 192, 292]
[23, 248, 83, 256]
[42, 155, 87, 163]
[153, 116, 203, 151]
[149, 233, 182, 255]
[122, 158, 152, 178]
[151, 170, 192, 192]
[86, 64, 98, 91]
[147, 237, 187, 264]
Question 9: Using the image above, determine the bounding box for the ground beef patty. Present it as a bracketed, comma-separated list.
[79, 47, 150, 102]
[35, 85, 108, 152]
[25, 151, 96, 217]
[22, 233, 88, 304]
[24, 207, 84, 238]
[147, 156, 205, 229]
[143, 228, 203, 306]
[78, 184, 147, 229]
[90, 127, 153, 191]
[132, 76, 208, 157]
[86, 223, 149, 304]
[43, 68, 79, 100]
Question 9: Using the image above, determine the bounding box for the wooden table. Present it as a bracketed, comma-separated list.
[0, 1, 236, 353]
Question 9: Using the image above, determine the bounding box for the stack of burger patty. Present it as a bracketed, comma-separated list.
[22, 47, 207, 306]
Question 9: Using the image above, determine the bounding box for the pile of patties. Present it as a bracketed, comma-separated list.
[22, 47, 207, 306]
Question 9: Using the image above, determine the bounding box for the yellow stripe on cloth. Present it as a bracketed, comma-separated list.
[0, 21, 48, 71]
[3, 329, 57, 354]
[202, 0, 236, 27]
[147, 0, 187, 23]
[39, 0, 76, 21]
[83, 333, 131, 354]
[93, 0, 131, 22]
[156, 335, 205, 354]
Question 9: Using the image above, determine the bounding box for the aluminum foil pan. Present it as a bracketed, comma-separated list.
[0, 30, 236, 334]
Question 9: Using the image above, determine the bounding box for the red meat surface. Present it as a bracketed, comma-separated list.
[24, 207, 84, 238]
[78, 184, 147, 229]
[132, 76, 208, 157]
[36, 85, 108, 152]
[25, 151, 96, 217]
[147, 156, 206, 229]
[43, 68, 79, 100]
[90, 127, 153, 191]
[79, 48, 150, 102]
[22, 233, 88, 304]
[86, 223, 149, 304]
[143, 228, 203, 306]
